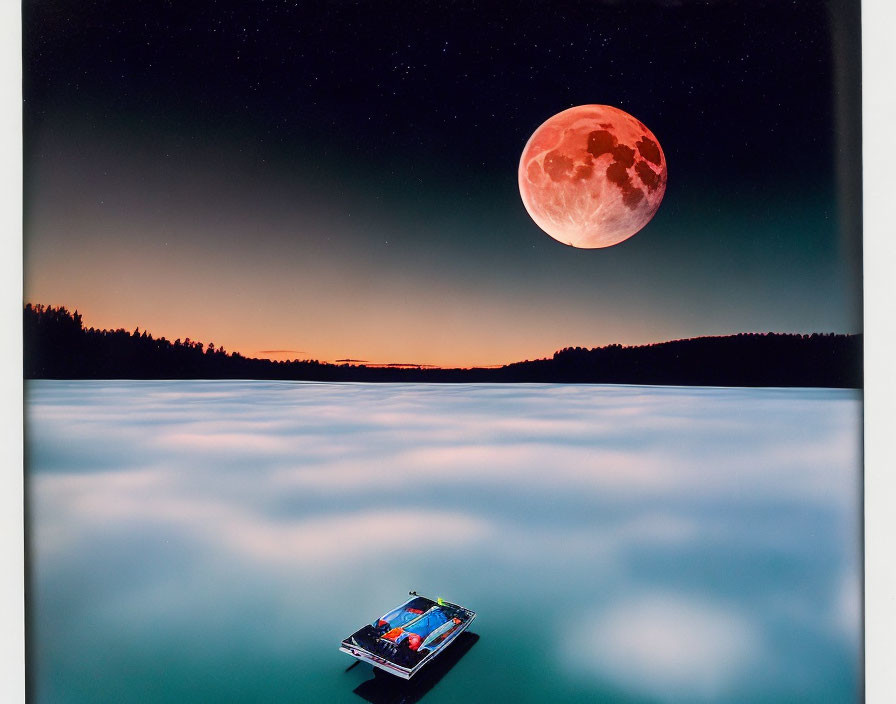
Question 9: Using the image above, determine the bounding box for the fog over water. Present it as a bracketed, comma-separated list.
[26, 381, 861, 703]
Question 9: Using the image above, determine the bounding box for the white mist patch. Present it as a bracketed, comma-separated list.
[37, 467, 492, 566]
[834, 571, 861, 643]
[570, 593, 761, 699]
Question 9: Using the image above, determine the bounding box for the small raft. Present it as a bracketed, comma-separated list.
[340, 592, 476, 680]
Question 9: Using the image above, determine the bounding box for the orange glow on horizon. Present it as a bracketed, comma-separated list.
[22, 295, 681, 370]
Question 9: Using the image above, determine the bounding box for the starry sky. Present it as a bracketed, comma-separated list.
[23, 0, 862, 368]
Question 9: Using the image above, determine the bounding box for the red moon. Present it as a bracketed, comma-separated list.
[519, 105, 667, 248]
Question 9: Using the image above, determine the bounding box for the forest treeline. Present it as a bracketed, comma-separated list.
[23, 304, 862, 387]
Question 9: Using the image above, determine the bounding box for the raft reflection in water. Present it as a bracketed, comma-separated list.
[353, 633, 480, 704]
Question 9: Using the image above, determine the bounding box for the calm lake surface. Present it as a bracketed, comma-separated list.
[26, 381, 862, 703]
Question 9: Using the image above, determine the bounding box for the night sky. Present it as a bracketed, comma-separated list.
[23, 0, 862, 367]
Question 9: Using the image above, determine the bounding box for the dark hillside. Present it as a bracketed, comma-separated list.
[24, 304, 862, 388]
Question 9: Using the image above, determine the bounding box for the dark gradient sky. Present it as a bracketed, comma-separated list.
[23, 0, 862, 367]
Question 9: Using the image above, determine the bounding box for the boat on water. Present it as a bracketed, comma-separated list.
[340, 592, 476, 680]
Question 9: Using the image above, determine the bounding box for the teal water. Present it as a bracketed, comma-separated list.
[26, 381, 861, 703]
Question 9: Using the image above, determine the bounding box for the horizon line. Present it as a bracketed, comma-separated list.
[23, 302, 862, 371]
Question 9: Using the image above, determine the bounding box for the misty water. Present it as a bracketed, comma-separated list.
[26, 381, 861, 703]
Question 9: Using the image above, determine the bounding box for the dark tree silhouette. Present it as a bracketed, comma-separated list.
[23, 304, 862, 387]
